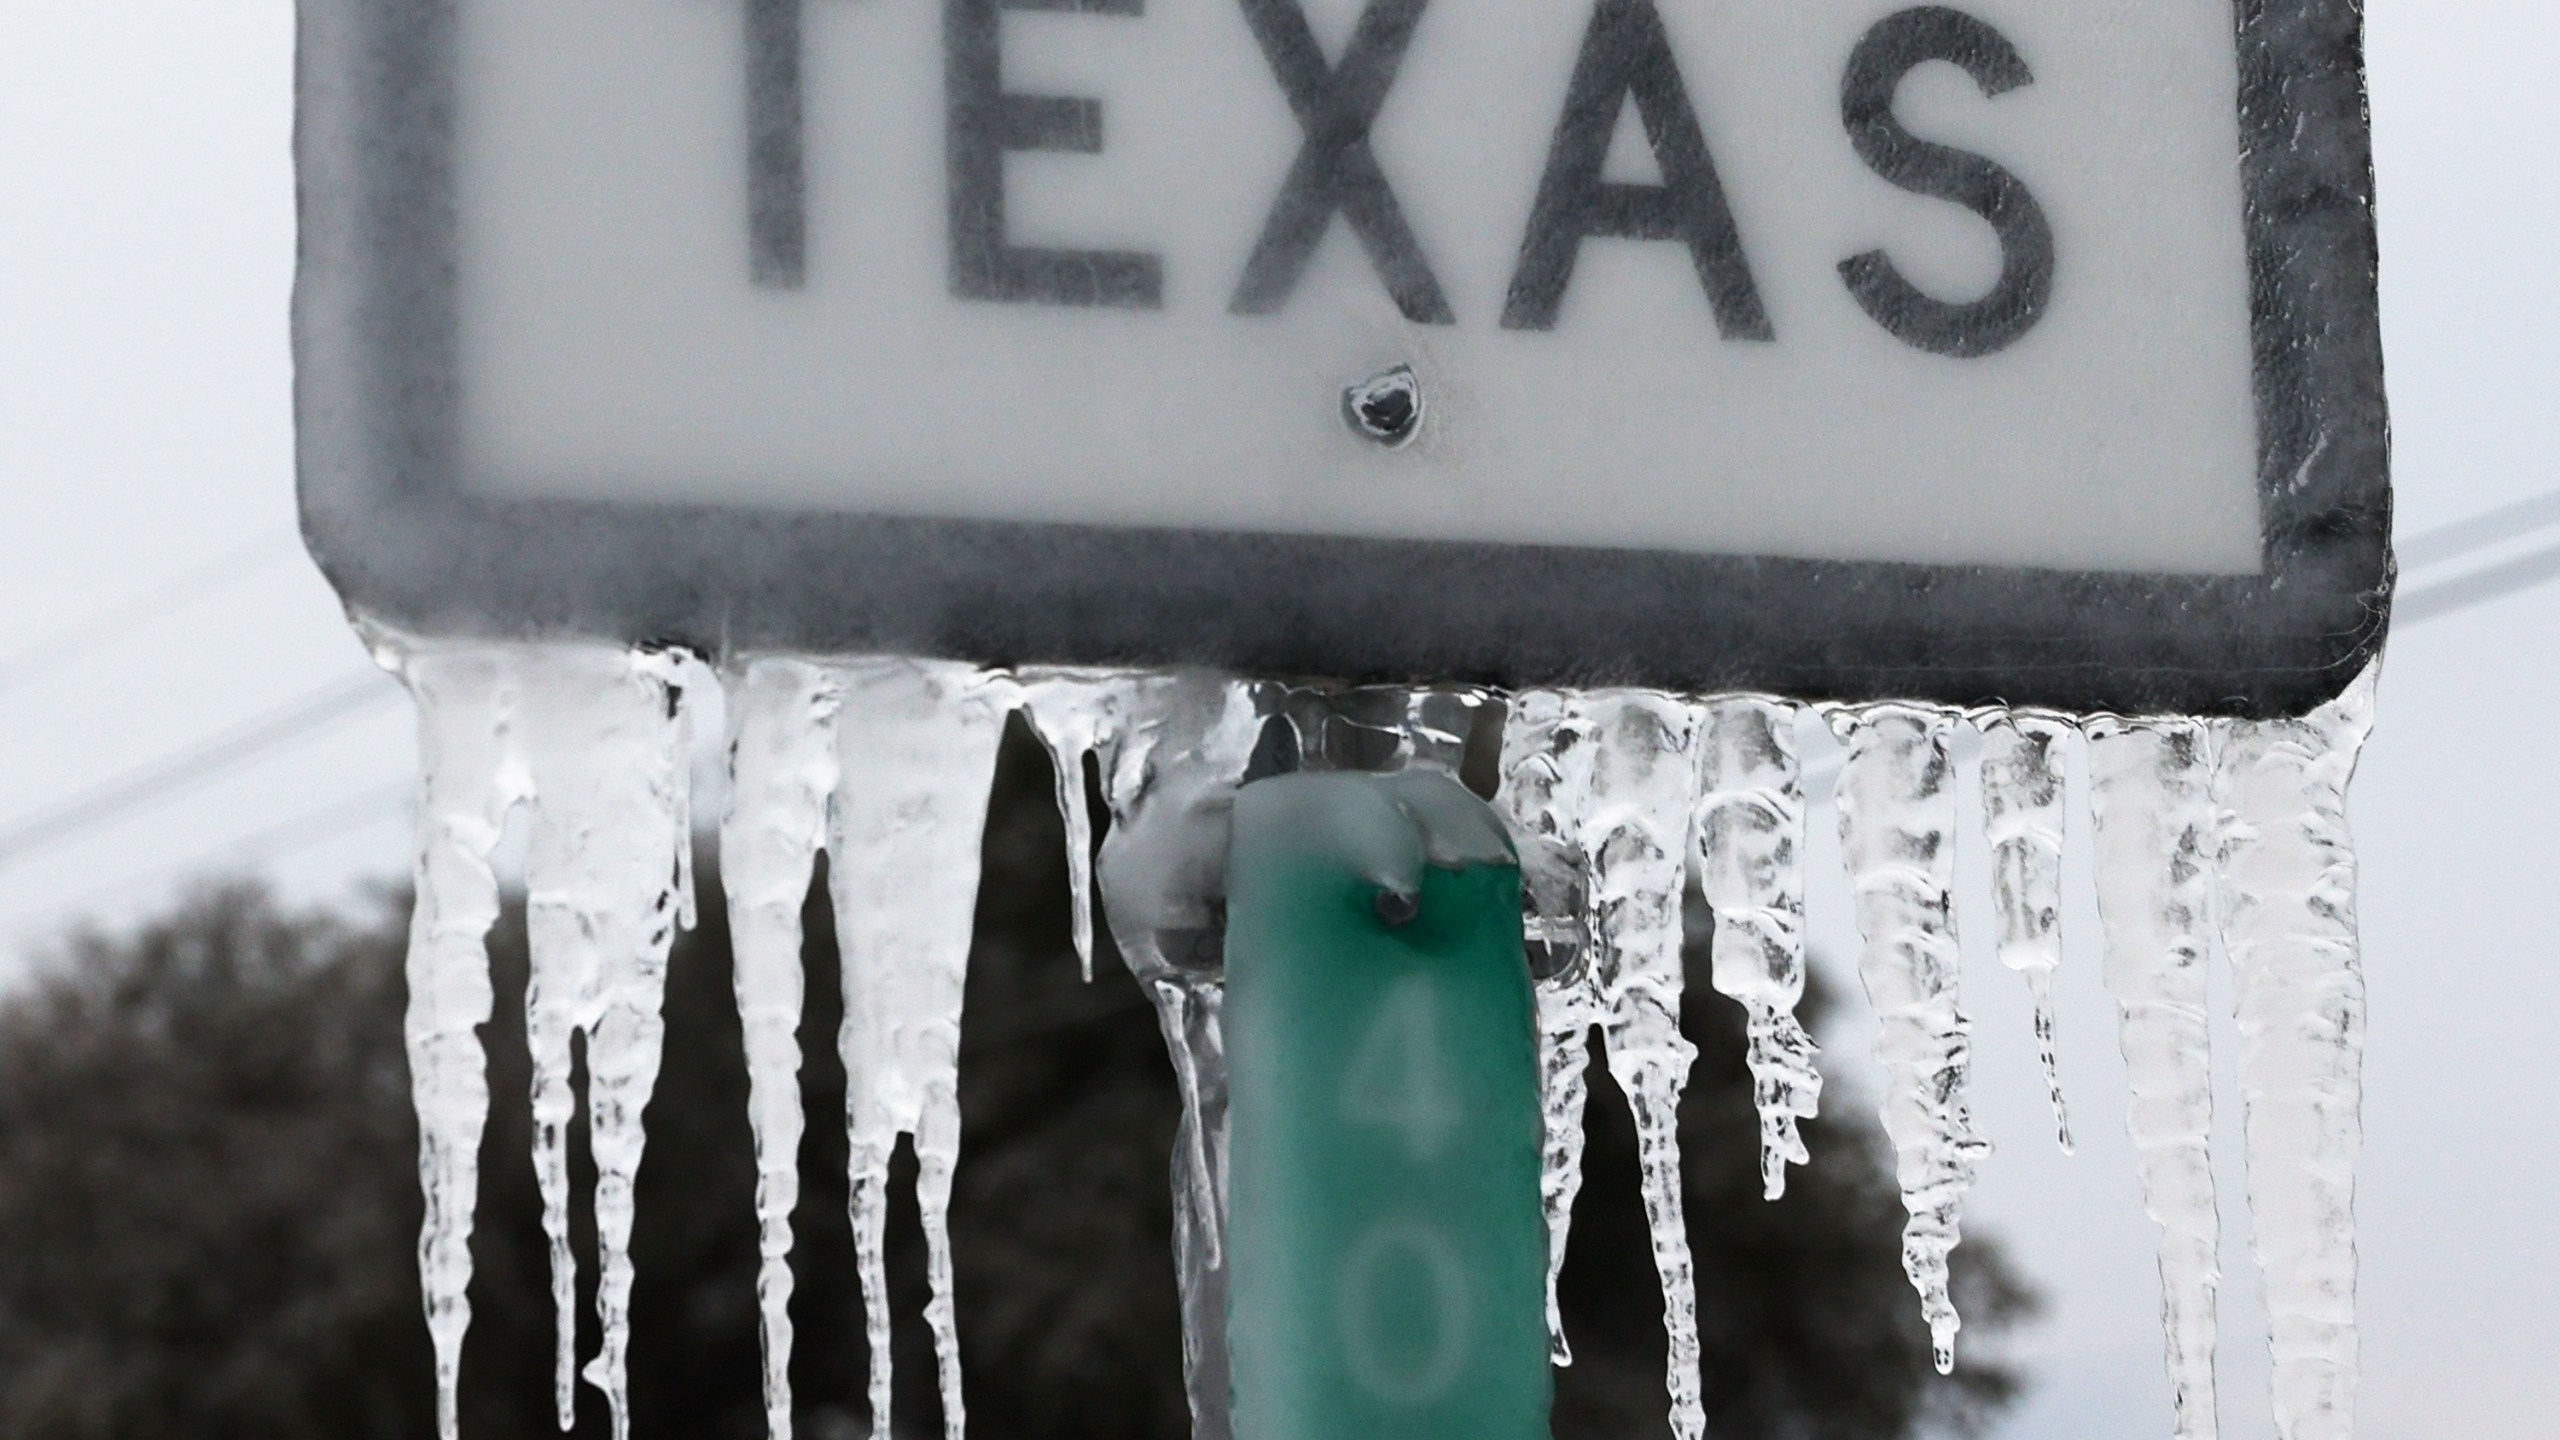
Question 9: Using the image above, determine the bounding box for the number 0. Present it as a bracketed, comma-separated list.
[1337, 1220, 1472, 1404]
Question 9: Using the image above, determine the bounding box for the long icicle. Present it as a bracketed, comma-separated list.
[522, 678, 601, 1433]
[1976, 708, 2076, 1154]
[722, 659, 843, 1440]
[2088, 716, 2224, 1440]
[1694, 696, 1821, 1198]
[386, 641, 529, 1440]
[517, 645, 697, 1440]
[1829, 702, 1987, 1374]
[1496, 690, 1596, 1366]
[829, 658, 1014, 1440]
[1577, 693, 1708, 1440]
[2218, 666, 2378, 1440]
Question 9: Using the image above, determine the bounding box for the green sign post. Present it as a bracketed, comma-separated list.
[1223, 771, 1552, 1440]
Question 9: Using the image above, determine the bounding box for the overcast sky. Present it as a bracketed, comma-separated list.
[1, 4, 2554, 1438]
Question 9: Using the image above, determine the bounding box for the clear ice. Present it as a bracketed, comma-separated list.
[389, 644, 524, 1440]
[721, 659, 841, 1440]
[524, 648, 697, 1440]
[1500, 692, 1708, 1440]
[2217, 669, 2377, 1440]
[2088, 716, 2225, 1440]
[828, 659, 1014, 1440]
[1694, 696, 1821, 1199]
[1019, 672, 1126, 983]
[714, 655, 1016, 1440]
[384, 638, 694, 1440]
[1495, 690, 1596, 1368]
[1974, 709, 2075, 1154]
[1828, 703, 1988, 1375]
[1086, 675, 1269, 1440]
[1578, 694, 1710, 1440]
[381, 636, 2383, 1440]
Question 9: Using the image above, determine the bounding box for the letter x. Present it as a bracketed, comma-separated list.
[1230, 0, 1454, 323]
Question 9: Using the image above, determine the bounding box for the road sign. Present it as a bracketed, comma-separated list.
[297, 0, 2388, 716]
[1224, 770, 1548, 1440]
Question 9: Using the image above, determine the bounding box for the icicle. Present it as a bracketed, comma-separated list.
[1530, 1009, 1597, 1364]
[829, 658, 1015, 1440]
[514, 645, 698, 1440]
[2087, 715, 2223, 1440]
[1496, 692, 1590, 967]
[1020, 671, 1134, 983]
[2218, 666, 2378, 1440]
[1495, 690, 1596, 1367]
[1694, 696, 1821, 1199]
[1828, 703, 1987, 1375]
[722, 659, 843, 1440]
[1494, 689, 1709, 1422]
[1975, 708, 2076, 1154]
[521, 731, 596, 1434]
[1090, 674, 1270, 1440]
[1577, 693, 1710, 1440]
[386, 643, 530, 1440]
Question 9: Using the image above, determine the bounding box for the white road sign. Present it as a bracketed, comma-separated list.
[297, 0, 2389, 715]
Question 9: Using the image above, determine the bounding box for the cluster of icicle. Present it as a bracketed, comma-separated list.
[395, 640, 697, 1440]
[377, 627, 2377, 1440]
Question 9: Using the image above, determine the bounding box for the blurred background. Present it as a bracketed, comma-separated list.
[0, 3, 2552, 1437]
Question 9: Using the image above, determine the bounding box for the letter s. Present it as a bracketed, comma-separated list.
[1838, 7, 2055, 358]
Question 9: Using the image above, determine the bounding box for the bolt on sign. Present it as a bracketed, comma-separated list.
[296, 0, 2389, 716]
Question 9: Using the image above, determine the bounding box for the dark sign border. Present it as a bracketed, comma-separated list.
[295, 0, 2389, 720]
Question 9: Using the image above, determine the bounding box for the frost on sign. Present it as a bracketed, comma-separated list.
[297, 0, 2387, 719]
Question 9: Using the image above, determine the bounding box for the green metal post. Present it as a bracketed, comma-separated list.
[1223, 770, 1552, 1440]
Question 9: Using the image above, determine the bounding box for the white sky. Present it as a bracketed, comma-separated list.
[0, 4, 2553, 1437]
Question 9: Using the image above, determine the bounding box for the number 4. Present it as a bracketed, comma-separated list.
[1340, 976, 1464, 1159]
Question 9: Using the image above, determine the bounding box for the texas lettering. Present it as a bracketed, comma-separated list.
[740, 0, 2056, 358]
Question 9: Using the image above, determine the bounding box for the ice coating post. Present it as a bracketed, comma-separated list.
[1693, 696, 1822, 1198]
[828, 658, 1015, 1440]
[1092, 675, 1272, 1440]
[1828, 703, 1987, 1374]
[1974, 708, 2076, 1154]
[2217, 667, 2378, 1440]
[722, 659, 844, 1440]
[388, 644, 529, 1440]
[2087, 716, 2225, 1440]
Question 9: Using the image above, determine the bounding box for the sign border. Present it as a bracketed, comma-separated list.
[295, 0, 2391, 720]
